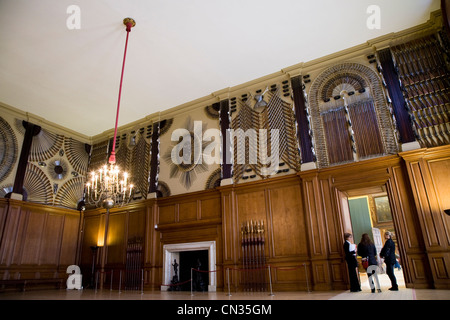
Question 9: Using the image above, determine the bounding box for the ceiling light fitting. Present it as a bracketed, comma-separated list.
[85, 18, 136, 209]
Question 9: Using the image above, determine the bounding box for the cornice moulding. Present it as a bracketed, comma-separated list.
[0, 101, 92, 144]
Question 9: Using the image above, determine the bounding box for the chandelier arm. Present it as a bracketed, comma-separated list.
[109, 22, 133, 164]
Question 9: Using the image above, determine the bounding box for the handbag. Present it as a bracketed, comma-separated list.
[362, 257, 369, 269]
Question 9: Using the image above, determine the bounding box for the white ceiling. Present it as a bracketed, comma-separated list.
[0, 0, 441, 137]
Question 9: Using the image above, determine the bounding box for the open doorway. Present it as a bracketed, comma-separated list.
[341, 185, 405, 289]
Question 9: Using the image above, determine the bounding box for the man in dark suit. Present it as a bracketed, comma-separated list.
[380, 231, 398, 291]
[343, 233, 361, 292]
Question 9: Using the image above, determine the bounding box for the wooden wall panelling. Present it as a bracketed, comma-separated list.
[0, 199, 80, 281]
[267, 181, 311, 291]
[80, 210, 111, 287]
[222, 176, 313, 291]
[80, 214, 101, 266]
[200, 195, 221, 220]
[144, 199, 159, 289]
[159, 223, 220, 244]
[81, 191, 222, 291]
[235, 187, 268, 262]
[315, 155, 432, 289]
[406, 160, 442, 248]
[158, 204, 176, 225]
[400, 146, 450, 289]
[79, 202, 148, 289]
[0, 201, 8, 277]
[322, 179, 348, 289]
[220, 186, 237, 290]
[300, 172, 333, 291]
[156, 190, 222, 230]
[179, 201, 197, 223]
[109, 206, 146, 288]
[387, 164, 431, 288]
[74, 148, 449, 291]
[105, 211, 127, 265]
[0, 200, 22, 270]
[155, 189, 223, 289]
[427, 158, 450, 238]
[59, 213, 81, 269]
[16, 209, 45, 266]
[80, 211, 106, 287]
[38, 211, 64, 266]
[221, 187, 240, 290]
[0, 199, 8, 249]
[127, 208, 146, 239]
[268, 183, 307, 258]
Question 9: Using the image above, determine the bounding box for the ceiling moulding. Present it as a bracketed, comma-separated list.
[300, 43, 376, 78]
[287, 9, 443, 76]
[227, 72, 292, 99]
[159, 93, 221, 120]
[91, 91, 223, 143]
[0, 101, 92, 144]
[367, 9, 443, 51]
[90, 113, 157, 144]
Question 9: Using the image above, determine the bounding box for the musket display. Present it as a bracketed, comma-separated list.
[240, 220, 266, 291]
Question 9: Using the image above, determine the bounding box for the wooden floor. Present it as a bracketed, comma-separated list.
[0, 269, 449, 301]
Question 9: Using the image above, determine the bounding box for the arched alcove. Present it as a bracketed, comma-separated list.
[308, 63, 399, 168]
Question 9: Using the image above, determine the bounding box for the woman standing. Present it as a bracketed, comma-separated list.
[358, 233, 381, 293]
[380, 231, 399, 291]
[343, 233, 361, 292]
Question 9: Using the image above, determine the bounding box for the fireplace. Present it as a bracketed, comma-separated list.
[162, 241, 216, 291]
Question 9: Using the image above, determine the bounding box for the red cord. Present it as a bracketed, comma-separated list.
[109, 24, 132, 164]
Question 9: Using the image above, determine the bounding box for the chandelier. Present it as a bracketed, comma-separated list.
[85, 18, 136, 209]
[86, 163, 133, 208]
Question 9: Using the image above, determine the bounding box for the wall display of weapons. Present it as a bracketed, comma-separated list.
[124, 236, 144, 291]
[0, 113, 90, 209]
[391, 32, 450, 148]
[86, 119, 173, 204]
[240, 220, 266, 292]
[308, 61, 400, 168]
[230, 84, 301, 183]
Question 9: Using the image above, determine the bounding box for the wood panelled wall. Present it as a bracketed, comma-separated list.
[0, 199, 80, 280]
[75, 146, 450, 291]
[221, 175, 315, 291]
[401, 146, 450, 289]
[80, 202, 148, 287]
[2, 146, 449, 290]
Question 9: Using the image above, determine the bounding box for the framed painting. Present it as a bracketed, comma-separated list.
[374, 196, 392, 223]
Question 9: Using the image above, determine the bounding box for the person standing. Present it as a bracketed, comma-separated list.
[343, 233, 361, 292]
[358, 233, 381, 293]
[380, 231, 398, 291]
